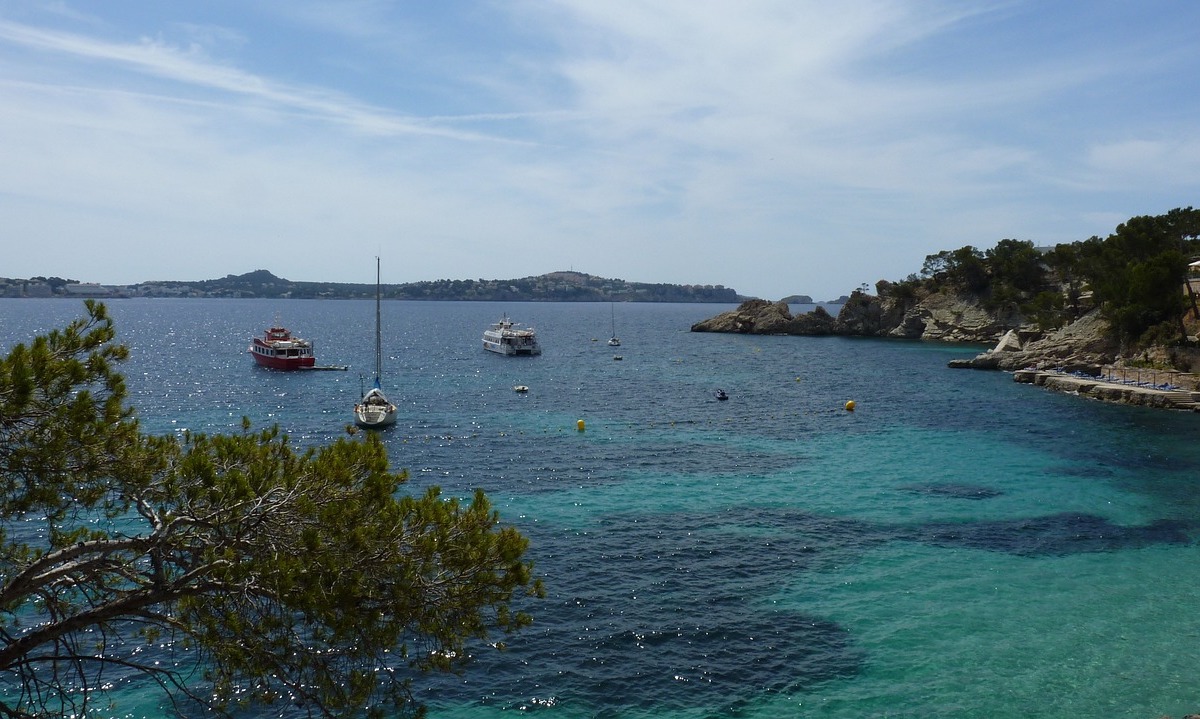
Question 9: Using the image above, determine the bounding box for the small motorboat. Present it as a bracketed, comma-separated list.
[714, 389, 729, 401]
[514, 385, 529, 393]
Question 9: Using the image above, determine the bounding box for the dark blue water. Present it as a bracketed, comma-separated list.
[3, 298, 1200, 719]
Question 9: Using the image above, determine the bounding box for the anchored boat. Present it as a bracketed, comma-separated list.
[249, 323, 316, 370]
[354, 257, 398, 429]
[608, 302, 621, 347]
[482, 315, 541, 356]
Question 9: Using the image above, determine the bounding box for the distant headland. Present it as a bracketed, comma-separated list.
[690, 206, 1200, 410]
[0, 270, 786, 303]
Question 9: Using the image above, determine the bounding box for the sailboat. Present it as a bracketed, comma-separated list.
[354, 257, 398, 429]
[607, 302, 621, 347]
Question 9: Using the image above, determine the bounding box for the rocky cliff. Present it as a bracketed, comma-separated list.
[690, 300, 841, 335]
[692, 290, 1014, 344]
[691, 291, 1121, 372]
[947, 310, 1119, 372]
[690, 290, 1200, 408]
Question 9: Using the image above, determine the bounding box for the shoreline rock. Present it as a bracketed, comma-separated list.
[691, 295, 1200, 410]
[691, 293, 1017, 344]
[690, 299, 840, 335]
[947, 309, 1118, 373]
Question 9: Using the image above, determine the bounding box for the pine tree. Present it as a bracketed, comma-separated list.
[0, 301, 542, 718]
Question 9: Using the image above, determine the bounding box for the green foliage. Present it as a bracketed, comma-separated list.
[1025, 290, 1068, 332]
[0, 303, 542, 718]
[1077, 207, 1200, 347]
[904, 208, 1200, 345]
[921, 246, 988, 293]
[985, 239, 1045, 295]
[918, 240, 1047, 314]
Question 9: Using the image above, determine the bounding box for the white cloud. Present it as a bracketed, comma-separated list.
[1, 1, 1199, 298]
[1087, 138, 1200, 185]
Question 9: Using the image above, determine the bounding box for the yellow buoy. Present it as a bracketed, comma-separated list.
[576, 419, 586, 431]
[845, 400, 856, 412]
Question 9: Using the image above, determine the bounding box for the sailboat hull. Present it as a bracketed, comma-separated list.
[355, 387, 396, 427]
[355, 257, 397, 429]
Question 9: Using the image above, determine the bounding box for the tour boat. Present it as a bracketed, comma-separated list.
[249, 324, 316, 370]
[482, 315, 542, 356]
[354, 258, 398, 429]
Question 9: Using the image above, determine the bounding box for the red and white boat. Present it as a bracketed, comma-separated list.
[249, 324, 316, 370]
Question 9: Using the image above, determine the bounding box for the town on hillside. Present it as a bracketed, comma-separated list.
[0, 270, 748, 303]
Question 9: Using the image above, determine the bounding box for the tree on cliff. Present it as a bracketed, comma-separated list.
[0, 301, 542, 718]
[921, 245, 988, 293]
[1078, 207, 1200, 347]
[985, 239, 1045, 295]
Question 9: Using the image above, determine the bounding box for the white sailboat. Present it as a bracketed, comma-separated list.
[607, 302, 621, 347]
[354, 257, 398, 429]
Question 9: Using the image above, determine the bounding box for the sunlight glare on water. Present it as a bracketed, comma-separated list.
[2, 298, 1199, 719]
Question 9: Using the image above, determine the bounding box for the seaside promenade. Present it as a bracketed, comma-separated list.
[1013, 366, 1200, 410]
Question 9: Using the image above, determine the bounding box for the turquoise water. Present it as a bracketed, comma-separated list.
[3, 298, 1199, 718]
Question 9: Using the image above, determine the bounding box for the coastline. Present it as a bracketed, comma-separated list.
[691, 299, 1200, 413]
[1010, 368, 1200, 411]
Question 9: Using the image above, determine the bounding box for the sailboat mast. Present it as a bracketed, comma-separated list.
[374, 257, 382, 387]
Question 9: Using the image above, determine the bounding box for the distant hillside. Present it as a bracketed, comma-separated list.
[150, 270, 747, 302]
[1, 270, 752, 302]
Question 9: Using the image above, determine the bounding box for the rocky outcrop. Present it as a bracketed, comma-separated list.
[692, 293, 1125, 374]
[892, 292, 1007, 342]
[690, 300, 837, 335]
[689, 291, 1200, 410]
[949, 310, 1118, 373]
[691, 291, 1011, 344]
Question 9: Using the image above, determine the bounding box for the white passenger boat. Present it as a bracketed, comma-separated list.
[482, 315, 541, 356]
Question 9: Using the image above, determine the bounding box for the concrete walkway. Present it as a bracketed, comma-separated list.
[1012, 369, 1200, 410]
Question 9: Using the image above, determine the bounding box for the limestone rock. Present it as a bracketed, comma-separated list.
[885, 292, 1007, 343]
[690, 300, 836, 335]
[992, 329, 1022, 352]
[952, 310, 1117, 372]
[690, 299, 783, 333]
[690, 291, 1118, 377]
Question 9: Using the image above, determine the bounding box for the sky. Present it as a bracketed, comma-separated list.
[2, 1, 1199, 301]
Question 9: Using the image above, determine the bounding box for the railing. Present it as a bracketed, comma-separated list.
[1094, 365, 1198, 391]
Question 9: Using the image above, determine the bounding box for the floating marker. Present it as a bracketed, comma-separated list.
[845, 400, 856, 412]
[577, 419, 586, 431]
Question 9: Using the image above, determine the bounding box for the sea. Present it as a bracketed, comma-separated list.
[3, 297, 1199, 719]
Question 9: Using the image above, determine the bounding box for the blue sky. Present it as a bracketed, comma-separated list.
[2, 1, 1198, 300]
